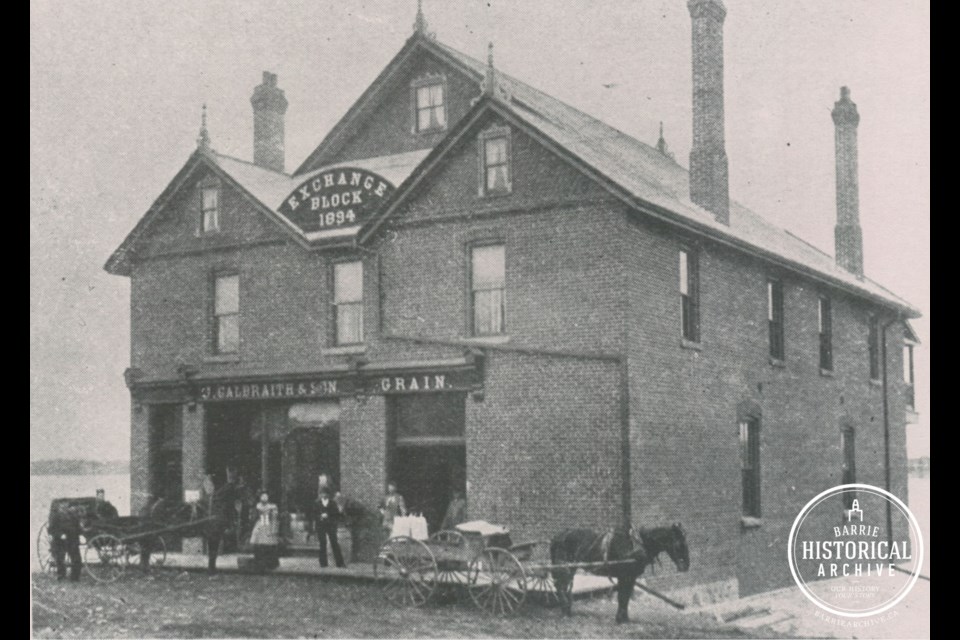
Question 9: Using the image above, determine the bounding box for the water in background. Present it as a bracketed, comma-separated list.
[30, 474, 129, 571]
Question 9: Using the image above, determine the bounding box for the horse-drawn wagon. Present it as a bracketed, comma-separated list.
[372, 520, 690, 622]
[38, 497, 216, 583]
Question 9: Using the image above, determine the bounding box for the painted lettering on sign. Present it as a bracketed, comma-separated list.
[199, 380, 339, 402]
[378, 375, 448, 393]
[277, 168, 394, 234]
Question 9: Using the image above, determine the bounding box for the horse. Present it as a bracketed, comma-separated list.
[549, 523, 690, 624]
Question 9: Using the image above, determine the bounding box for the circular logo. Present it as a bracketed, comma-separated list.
[787, 484, 923, 618]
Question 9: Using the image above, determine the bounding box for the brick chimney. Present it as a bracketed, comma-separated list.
[250, 71, 288, 173]
[832, 86, 864, 277]
[687, 0, 730, 225]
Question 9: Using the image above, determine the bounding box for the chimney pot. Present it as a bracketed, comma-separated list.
[251, 70, 288, 173]
[832, 85, 864, 277]
[687, 0, 730, 225]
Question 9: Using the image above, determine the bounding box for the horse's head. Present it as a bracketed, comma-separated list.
[666, 523, 690, 572]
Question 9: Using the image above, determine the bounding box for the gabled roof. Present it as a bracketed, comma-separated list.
[104, 147, 430, 276]
[357, 40, 919, 318]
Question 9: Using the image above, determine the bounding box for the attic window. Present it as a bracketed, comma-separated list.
[479, 127, 512, 196]
[412, 76, 446, 133]
[201, 185, 220, 233]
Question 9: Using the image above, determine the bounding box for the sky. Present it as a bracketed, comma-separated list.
[30, 0, 929, 461]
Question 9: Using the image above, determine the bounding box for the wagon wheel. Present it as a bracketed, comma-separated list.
[527, 567, 560, 606]
[429, 530, 470, 599]
[123, 535, 168, 569]
[36, 523, 56, 574]
[84, 534, 126, 583]
[373, 536, 438, 607]
[468, 547, 528, 615]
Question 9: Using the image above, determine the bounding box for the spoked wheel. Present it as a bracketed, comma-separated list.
[373, 536, 438, 607]
[429, 530, 470, 600]
[528, 568, 560, 606]
[123, 535, 167, 569]
[84, 534, 125, 583]
[36, 523, 56, 574]
[468, 547, 528, 615]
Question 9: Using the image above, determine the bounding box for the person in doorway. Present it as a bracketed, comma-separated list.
[48, 500, 83, 581]
[440, 491, 467, 531]
[378, 481, 407, 539]
[206, 467, 239, 572]
[315, 487, 345, 568]
[249, 491, 280, 572]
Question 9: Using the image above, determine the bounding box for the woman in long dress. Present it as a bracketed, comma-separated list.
[249, 492, 280, 571]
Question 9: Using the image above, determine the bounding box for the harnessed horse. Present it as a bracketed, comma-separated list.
[549, 523, 690, 623]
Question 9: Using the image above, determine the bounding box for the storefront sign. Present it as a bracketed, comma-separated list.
[191, 368, 481, 402]
[198, 379, 342, 402]
[277, 168, 394, 234]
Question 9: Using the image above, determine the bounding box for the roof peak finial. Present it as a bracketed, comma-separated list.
[197, 103, 212, 152]
[656, 120, 674, 160]
[413, 0, 433, 37]
[483, 42, 496, 96]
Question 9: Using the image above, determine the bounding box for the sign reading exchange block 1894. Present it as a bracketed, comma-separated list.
[277, 167, 394, 233]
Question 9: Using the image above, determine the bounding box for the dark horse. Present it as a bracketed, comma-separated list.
[550, 524, 690, 623]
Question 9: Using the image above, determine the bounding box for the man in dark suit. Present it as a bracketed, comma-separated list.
[315, 488, 345, 568]
[49, 499, 83, 581]
[206, 468, 239, 572]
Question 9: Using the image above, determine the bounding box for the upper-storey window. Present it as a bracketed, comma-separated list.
[479, 128, 512, 195]
[213, 273, 239, 354]
[470, 244, 505, 336]
[333, 261, 364, 345]
[819, 296, 833, 371]
[679, 248, 700, 342]
[903, 343, 916, 409]
[413, 78, 446, 133]
[201, 186, 220, 233]
[868, 315, 880, 380]
[768, 280, 784, 360]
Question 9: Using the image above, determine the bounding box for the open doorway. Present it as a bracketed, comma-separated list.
[388, 393, 467, 533]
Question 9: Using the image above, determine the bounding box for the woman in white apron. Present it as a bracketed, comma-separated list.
[249, 492, 280, 571]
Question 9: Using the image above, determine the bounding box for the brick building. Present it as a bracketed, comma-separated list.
[105, 1, 920, 600]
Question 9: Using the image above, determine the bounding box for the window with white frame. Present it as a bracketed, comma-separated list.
[213, 273, 239, 354]
[470, 244, 505, 336]
[201, 186, 220, 233]
[480, 129, 511, 195]
[414, 81, 446, 132]
[333, 261, 364, 345]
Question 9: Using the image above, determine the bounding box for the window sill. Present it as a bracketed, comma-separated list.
[461, 335, 510, 346]
[820, 368, 834, 378]
[680, 338, 702, 351]
[869, 378, 882, 387]
[740, 517, 763, 529]
[204, 354, 240, 364]
[321, 344, 367, 356]
[480, 188, 513, 199]
[769, 357, 786, 368]
[414, 126, 447, 137]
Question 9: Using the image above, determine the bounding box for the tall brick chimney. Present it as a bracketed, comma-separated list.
[832, 86, 864, 277]
[687, 0, 730, 225]
[250, 71, 288, 173]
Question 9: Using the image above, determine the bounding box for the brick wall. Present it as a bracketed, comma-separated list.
[122, 85, 911, 598]
[329, 53, 482, 165]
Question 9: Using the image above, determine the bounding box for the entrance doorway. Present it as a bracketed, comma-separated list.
[388, 393, 467, 533]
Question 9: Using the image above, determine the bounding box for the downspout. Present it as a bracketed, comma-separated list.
[619, 356, 632, 530]
[880, 314, 900, 545]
